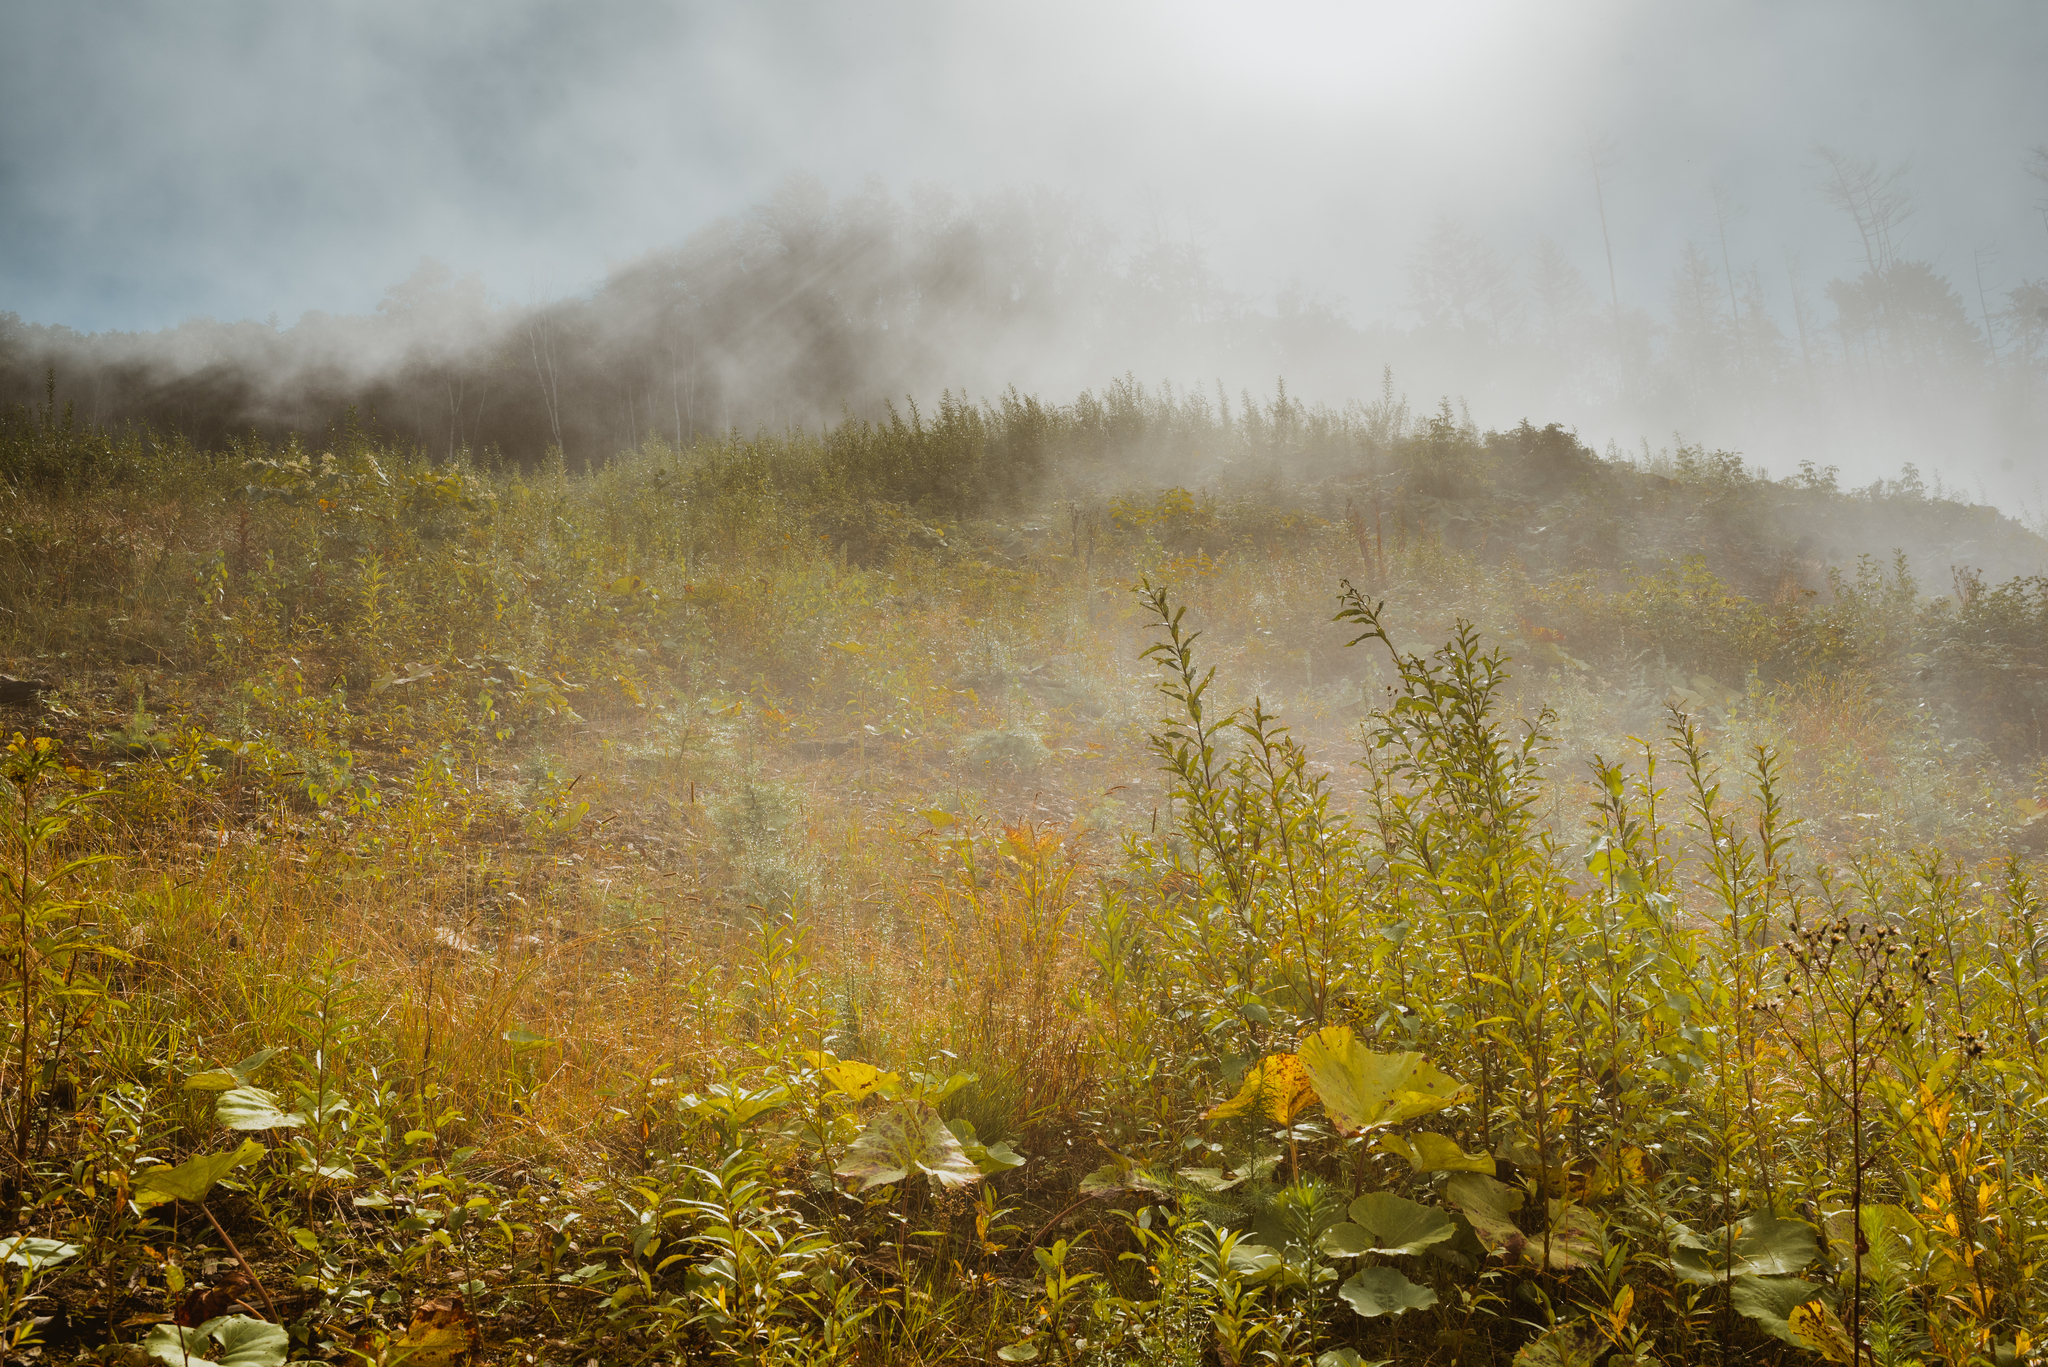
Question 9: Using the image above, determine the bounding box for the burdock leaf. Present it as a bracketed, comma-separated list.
[1789, 1300, 1857, 1364]
[835, 1101, 984, 1190]
[182, 1069, 241, 1093]
[1321, 1193, 1457, 1257]
[1205, 1053, 1317, 1124]
[1531, 1203, 1603, 1270]
[214, 1086, 306, 1131]
[183, 1047, 281, 1093]
[822, 1060, 900, 1102]
[0, 1236, 79, 1270]
[1443, 1172, 1526, 1255]
[1337, 1265, 1438, 1317]
[1295, 1028, 1471, 1134]
[132, 1140, 267, 1209]
[1671, 1212, 1818, 1284]
[143, 1314, 289, 1367]
[947, 1118, 1027, 1175]
[1730, 1276, 1830, 1346]
[1377, 1131, 1496, 1174]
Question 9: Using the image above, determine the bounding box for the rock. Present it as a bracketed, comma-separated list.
[0, 675, 47, 706]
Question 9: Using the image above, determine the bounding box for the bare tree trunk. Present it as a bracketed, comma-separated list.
[1973, 249, 2002, 364]
[1712, 185, 1749, 389]
[1589, 140, 1624, 341]
[526, 306, 567, 461]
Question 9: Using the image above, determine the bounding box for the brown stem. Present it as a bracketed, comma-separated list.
[1026, 1193, 1105, 1252]
[14, 783, 33, 1165]
[198, 1201, 281, 1324]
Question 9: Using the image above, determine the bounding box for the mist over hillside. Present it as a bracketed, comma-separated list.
[7, 3, 2047, 504]
[5, 166, 2047, 511]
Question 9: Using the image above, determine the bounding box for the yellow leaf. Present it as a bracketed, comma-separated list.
[383, 1294, 477, 1365]
[1205, 1054, 1316, 1124]
[1789, 1301, 1855, 1364]
[1295, 1027, 1472, 1134]
[823, 1061, 900, 1103]
[832, 641, 868, 654]
[1578, 1145, 1648, 1199]
[1378, 1132, 1495, 1174]
[922, 809, 957, 829]
[1610, 1284, 1634, 1334]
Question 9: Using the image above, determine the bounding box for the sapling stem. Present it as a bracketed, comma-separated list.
[198, 1200, 281, 1323]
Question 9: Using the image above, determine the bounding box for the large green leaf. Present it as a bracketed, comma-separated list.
[947, 1118, 1027, 1175]
[1337, 1265, 1438, 1317]
[1321, 1193, 1457, 1257]
[1295, 1028, 1471, 1134]
[1443, 1172, 1525, 1253]
[0, 1235, 79, 1270]
[183, 1048, 281, 1093]
[1427, 1212, 1492, 1270]
[132, 1139, 267, 1209]
[1730, 1276, 1831, 1346]
[144, 1314, 289, 1367]
[905, 1069, 978, 1105]
[213, 1086, 305, 1131]
[1671, 1212, 1819, 1284]
[1378, 1131, 1496, 1174]
[1530, 1202, 1604, 1271]
[835, 1101, 984, 1189]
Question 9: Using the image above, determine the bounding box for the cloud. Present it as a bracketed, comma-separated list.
[5, 0, 2041, 332]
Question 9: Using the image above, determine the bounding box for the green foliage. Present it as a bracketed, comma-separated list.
[143, 1315, 289, 1367]
[1337, 1263, 1438, 1318]
[833, 1100, 984, 1190]
[1321, 1193, 1457, 1257]
[131, 1139, 267, 1209]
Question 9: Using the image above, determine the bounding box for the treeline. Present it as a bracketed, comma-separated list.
[0, 181, 1262, 463]
[3, 159, 2046, 480]
[4, 372, 2045, 755]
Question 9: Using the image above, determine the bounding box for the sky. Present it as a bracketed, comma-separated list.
[2, 0, 2044, 338]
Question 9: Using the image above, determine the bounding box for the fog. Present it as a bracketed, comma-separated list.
[3, 0, 2045, 500]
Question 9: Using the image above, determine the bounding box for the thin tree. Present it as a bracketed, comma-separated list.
[1815, 147, 1913, 276]
[1973, 248, 2002, 364]
[1588, 138, 1624, 338]
[525, 300, 567, 460]
[1711, 184, 1749, 381]
[1815, 147, 1914, 377]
